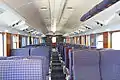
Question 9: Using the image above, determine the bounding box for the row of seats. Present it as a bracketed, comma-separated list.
[22, 43, 51, 48]
[72, 49, 120, 80]
[57, 43, 89, 79]
[57, 43, 120, 80]
[0, 43, 51, 80]
[57, 43, 90, 68]
[11, 46, 51, 57]
[57, 43, 97, 68]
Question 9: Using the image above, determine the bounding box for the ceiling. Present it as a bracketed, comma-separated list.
[0, 0, 120, 36]
[0, 0, 102, 35]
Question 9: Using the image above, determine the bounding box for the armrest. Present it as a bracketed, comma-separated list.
[63, 66, 70, 80]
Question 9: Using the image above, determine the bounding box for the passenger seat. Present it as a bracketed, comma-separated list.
[0, 59, 44, 80]
[100, 50, 120, 80]
[73, 50, 100, 80]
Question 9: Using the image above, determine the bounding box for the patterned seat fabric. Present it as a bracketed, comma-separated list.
[0, 59, 43, 80]
[0, 57, 7, 60]
[7, 56, 48, 80]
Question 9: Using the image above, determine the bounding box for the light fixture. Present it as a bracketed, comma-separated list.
[17, 32, 20, 34]
[5, 30, 8, 32]
[105, 28, 110, 31]
[92, 31, 96, 34]
[79, 29, 85, 32]
[0, 8, 5, 14]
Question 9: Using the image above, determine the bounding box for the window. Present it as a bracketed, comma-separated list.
[52, 37, 56, 43]
[96, 34, 103, 49]
[86, 35, 90, 46]
[33, 38, 36, 44]
[0, 33, 4, 56]
[11, 35, 17, 49]
[31, 37, 34, 44]
[42, 37, 45, 43]
[112, 32, 120, 50]
[33, 38, 39, 44]
[81, 36, 85, 45]
[4, 33, 7, 56]
[64, 39, 66, 43]
[27, 36, 30, 45]
[77, 37, 80, 44]
[39, 38, 42, 43]
[35, 38, 39, 44]
[22, 36, 27, 47]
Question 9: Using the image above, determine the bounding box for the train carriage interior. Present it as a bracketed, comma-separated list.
[0, 0, 120, 80]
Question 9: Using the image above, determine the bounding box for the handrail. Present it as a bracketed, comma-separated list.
[63, 66, 70, 80]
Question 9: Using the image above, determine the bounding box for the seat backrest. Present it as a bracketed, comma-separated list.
[74, 45, 81, 49]
[73, 50, 100, 80]
[7, 56, 27, 60]
[61, 46, 65, 61]
[69, 49, 80, 79]
[7, 56, 49, 74]
[11, 48, 30, 56]
[100, 50, 120, 80]
[64, 47, 72, 68]
[0, 59, 43, 80]
[0, 57, 7, 60]
[30, 46, 50, 57]
[68, 49, 73, 79]
[30, 46, 50, 65]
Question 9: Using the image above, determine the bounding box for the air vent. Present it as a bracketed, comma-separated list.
[84, 25, 91, 29]
[116, 10, 120, 16]
[0, 8, 5, 14]
[11, 20, 24, 27]
[41, 7, 47, 10]
[95, 21, 104, 26]
[23, 28, 28, 31]
[67, 7, 73, 9]
[74, 32, 78, 34]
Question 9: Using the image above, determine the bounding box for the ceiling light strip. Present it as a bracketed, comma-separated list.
[58, 0, 68, 24]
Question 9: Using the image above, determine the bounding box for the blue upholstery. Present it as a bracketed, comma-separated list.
[22, 43, 50, 48]
[100, 50, 120, 80]
[0, 57, 7, 60]
[7, 56, 28, 60]
[7, 56, 49, 78]
[30, 46, 50, 58]
[22, 45, 35, 48]
[61, 46, 65, 61]
[73, 50, 100, 80]
[31, 47, 50, 72]
[64, 47, 67, 63]
[74, 45, 81, 49]
[11, 48, 30, 56]
[68, 49, 73, 79]
[90, 46, 96, 49]
[0, 59, 43, 80]
[69, 49, 80, 79]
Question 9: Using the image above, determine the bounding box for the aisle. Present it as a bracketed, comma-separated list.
[51, 49, 65, 80]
